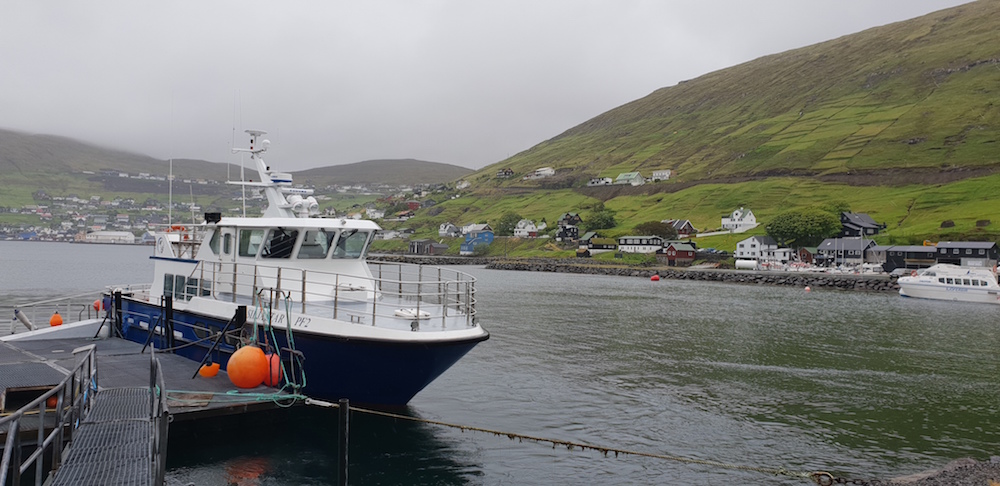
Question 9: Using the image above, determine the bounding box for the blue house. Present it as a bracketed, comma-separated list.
[460, 224, 494, 256]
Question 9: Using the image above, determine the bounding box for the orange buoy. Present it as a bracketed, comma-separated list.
[49, 312, 63, 327]
[264, 352, 283, 387]
[650, 274, 660, 281]
[227, 346, 268, 388]
[46, 395, 58, 409]
[804, 286, 811, 293]
[198, 362, 220, 378]
[92, 299, 103, 312]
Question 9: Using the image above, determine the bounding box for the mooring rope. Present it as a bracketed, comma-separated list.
[304, 398, 819, 483]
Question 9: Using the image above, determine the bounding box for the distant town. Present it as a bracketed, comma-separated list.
[0, 168, 458, 243]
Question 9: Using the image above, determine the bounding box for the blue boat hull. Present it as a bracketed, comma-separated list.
[117, 298, 487, 405]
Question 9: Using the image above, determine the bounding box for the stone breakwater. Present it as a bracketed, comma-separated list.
[484, 260, 900, 293]
[368, 255, 900, 293]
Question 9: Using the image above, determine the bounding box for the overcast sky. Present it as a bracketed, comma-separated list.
[0, 1, 971, 171]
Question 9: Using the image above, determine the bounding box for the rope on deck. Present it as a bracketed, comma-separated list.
[304, 398, 829, 484]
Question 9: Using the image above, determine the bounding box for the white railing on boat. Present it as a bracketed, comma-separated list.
[138, 261, 478, 330]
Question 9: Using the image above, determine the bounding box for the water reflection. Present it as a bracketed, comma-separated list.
[166, 406, 482, 485]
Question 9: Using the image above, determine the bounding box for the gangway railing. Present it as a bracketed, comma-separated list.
[0, 344, 98, 485]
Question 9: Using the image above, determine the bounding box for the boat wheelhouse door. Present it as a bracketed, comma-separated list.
[215, 226, 238, 298]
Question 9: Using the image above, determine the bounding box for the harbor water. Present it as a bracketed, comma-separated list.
[2, 241, 998, 484]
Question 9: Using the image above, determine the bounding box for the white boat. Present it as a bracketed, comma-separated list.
[897, 263, 1000, 305]
[7, 130, 489, 405]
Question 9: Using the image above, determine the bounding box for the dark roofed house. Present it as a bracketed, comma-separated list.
[409, 239, 449, 255]
[817, 237, 877, 266]
[663, 219, 696, 237]
[840, 212, 886, 237]
[557, 212, 583, 226]
[934, 241, 999, 267]
[881, 245, 938, 272]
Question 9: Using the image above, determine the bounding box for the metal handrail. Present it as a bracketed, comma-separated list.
[0, 345, 98, 486]
[135, 260, 479, 329]
[149, 351, 169, 485]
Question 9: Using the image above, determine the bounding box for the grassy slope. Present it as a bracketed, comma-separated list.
[471, 2, 1000, 184]
[419, 2, 1000, 250]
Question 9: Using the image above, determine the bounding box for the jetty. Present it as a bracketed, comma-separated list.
[0, 334, 298, 485]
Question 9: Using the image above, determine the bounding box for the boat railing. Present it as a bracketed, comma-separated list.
[4, 290, 107, 333]
[183, 260, 477, 329]
[0, 344, 98, 485]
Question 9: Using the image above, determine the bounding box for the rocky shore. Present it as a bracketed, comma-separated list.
[484, 259, 900, 293]
[369, 254, 900, 293]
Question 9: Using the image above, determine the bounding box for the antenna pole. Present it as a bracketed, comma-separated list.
[168, 158, 173, 224]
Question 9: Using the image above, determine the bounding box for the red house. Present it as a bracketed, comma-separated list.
[661, 242, 696, 266]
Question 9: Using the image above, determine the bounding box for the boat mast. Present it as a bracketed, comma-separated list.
[229, 129, 317, 219]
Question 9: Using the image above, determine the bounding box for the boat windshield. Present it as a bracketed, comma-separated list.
[261, 228, 298, 259]
[298, 229, 335, 259]
[332, 230, 370, 259]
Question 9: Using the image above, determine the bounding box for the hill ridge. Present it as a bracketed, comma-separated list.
[475, 1, 1000, 187]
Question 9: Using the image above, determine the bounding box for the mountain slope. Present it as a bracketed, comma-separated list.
[477, 1, 1000, 186]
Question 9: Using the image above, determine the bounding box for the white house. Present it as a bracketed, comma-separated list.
[439, 222, 461, 238]
[617, 235, 663, 254]
[722, 207, 758, 233]
[365, 208, 385, 219]
[513, 219, 547, 238]
[651, 170, 672, 182]
[523, 167, 555, 180]
[462, 223, 492, 235]
[734, 235, 786, 261]
[614, 172, 645, 186]
[587, 177, 613, 186]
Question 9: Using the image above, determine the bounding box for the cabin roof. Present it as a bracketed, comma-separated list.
[213, 216, 381, 231]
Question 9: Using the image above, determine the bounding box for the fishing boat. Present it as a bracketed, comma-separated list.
[9, 130, 489, 405]
[897, 263, 1000, 305]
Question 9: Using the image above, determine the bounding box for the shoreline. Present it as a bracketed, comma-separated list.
[369, 255, 900, 293]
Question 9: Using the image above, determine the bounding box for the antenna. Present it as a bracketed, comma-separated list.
[168, 158, 173, 225]
[189, 184, 196, 225]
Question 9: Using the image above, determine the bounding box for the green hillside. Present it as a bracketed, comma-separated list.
[472, 1, 1000, 186]
[394, 1, 1000, 249]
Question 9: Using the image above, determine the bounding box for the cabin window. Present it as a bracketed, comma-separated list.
[186, 277, 199, 300]
[966, 249, 972, 255]
[209, 231, 220, 255]
[164, 274, 174, 298]
[223, 234, 232, 254]
[239, 229, 266, 257]
[963, 278, 971, 286]
[298, 229, 334, 259]
[262, 229, 298, 259]
[175, 275, 186, 299]
[953, 249, 959, 254]
[938, 278, 945, 284]
[945, 278, 954, 284]
[332, 230, 370, 259]
[978, 249, 985, 255]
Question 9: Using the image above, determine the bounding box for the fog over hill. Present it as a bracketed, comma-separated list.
[0, 128, 468, 187]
